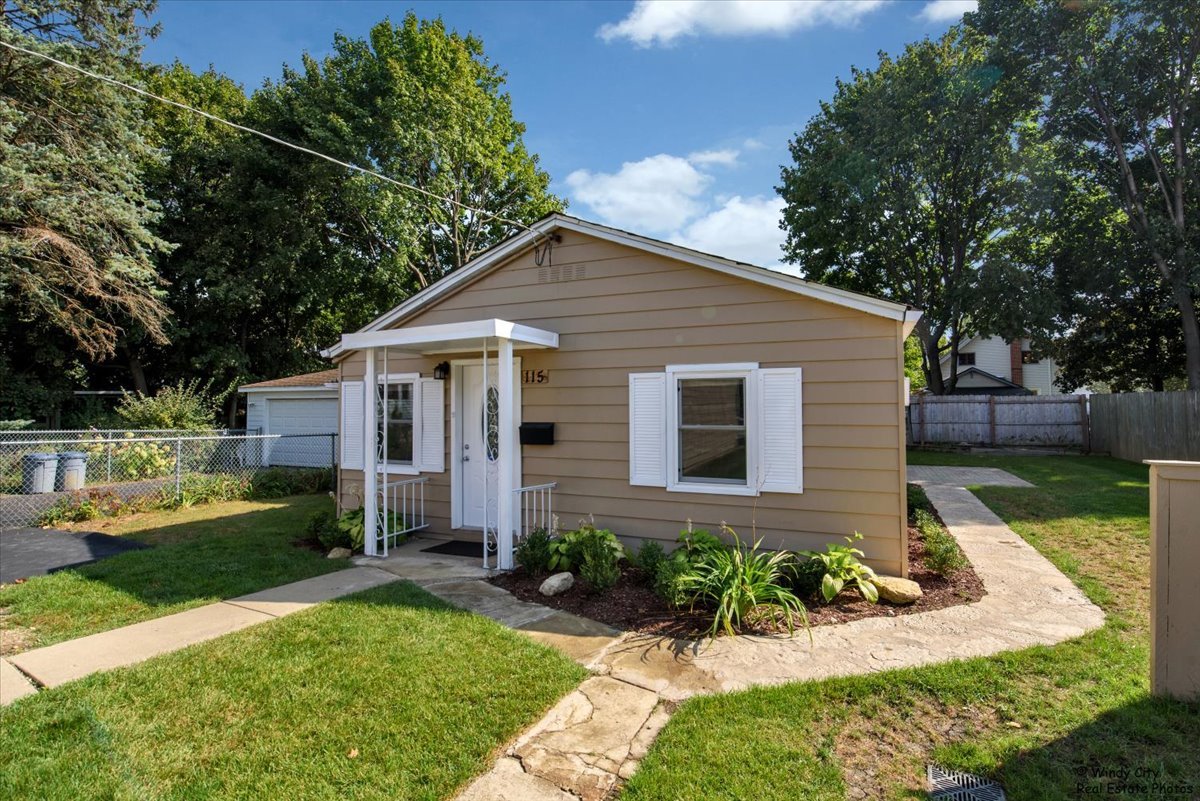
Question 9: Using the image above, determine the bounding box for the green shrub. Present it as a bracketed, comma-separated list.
[168, 473, 250, 508]
[916, 509, 966, 575]
[680, 526, 808, 638]
[579, 535, 621, 592]
[516, 527, 552, 576]
[37, 490, 126, 526]
[635, 540, 666, 581]
[907, 483, 935, 518]
[801, 532, 879, 604]
[786, 555, 827, 599]
[337, 508, 367, 551]
[248, 467, 331, 499]
[547, 520, 623, 572]
[115, 378, 228, 431]
[307, 510, 349, 550]
[0, 419, 34, 431]
[678, 525, 724, 558]
[654, 555, 693, 607]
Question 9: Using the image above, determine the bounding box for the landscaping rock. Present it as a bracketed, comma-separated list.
[327, 547, 352, 560]
[539, 572, 574, 597]
[874, 575, 922, 604]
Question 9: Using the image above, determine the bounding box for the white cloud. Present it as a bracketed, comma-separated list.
[564, 154, 711, 233]
[687, 148, 739, 167]
[917, 0, 977, 23]
[599, 0, 885, 47]
[676, 195, 787, 267]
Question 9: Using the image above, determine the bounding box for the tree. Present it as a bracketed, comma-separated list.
[778, 28, 1037, 393]
[972, 0, 1200, 389]
[0, 0, 170, 360]
[1036, 163, 1187, 391]
[126, 16, 563, 423]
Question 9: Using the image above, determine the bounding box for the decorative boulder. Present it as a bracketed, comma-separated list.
[327, 547, 352, 560]
[874, 575, 923, 604]
[539, 572, 575, 597]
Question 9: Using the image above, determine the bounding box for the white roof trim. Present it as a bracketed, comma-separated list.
[324, 214, 915, 359]
[238, 384, 339, 394]
[337, 318, 558, 354]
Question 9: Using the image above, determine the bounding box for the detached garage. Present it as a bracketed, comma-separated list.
[239, 370, 338, 467]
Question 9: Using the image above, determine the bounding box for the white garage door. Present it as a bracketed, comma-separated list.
[266, 397, 338, 467]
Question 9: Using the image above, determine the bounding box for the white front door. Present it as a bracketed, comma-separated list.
[457, 362, 521, 529]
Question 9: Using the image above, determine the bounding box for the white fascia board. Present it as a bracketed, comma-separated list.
[339, 318, 558, 353]
[239, 385, 339, 395]
[902, 310, 922, 340]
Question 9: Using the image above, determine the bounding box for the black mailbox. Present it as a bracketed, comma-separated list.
[519, 422, 555, 445]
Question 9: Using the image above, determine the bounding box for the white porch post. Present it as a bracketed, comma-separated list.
[363, 347, 378, 556]
[497, 337, 515, 570]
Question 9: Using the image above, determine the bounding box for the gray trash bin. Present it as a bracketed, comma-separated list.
[21, 453, 59, 494]
[55, 450, 89, 492]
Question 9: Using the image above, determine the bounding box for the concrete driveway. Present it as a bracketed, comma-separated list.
[0, 528, 150, 584]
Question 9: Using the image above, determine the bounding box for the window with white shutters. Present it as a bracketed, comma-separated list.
[628, 364, 803, 496]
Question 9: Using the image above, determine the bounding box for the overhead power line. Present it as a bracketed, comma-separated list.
[0, 38, 542, 240]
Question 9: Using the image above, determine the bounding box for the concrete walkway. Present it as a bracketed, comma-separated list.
[358, 539, 623, 666]
[908, 465, 1035, 488]
[1, 566, 399, 703]
[455, 466, 1104, 800]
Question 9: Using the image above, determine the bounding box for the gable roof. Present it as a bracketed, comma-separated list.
[239, 369, 339, 391]
[950, 367, 1028, 391]
[324, 213, 921, 360]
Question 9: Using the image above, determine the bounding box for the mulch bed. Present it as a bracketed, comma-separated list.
[489, 518, 985, 638]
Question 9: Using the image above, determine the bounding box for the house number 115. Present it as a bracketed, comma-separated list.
[522, 369, 549, 385]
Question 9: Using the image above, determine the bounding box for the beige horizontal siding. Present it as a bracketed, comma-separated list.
[337, 229, 909, 575]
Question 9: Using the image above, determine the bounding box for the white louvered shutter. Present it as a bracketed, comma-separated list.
[628, 372, 667, 487]
[340, 381, 365, 471]
[757, 368, 803, 493]
[417, 378, 445, 473]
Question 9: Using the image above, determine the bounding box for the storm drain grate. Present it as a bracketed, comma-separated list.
[927, 764, 1006, 801]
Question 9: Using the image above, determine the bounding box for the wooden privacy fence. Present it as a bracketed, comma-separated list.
[908, 394, 1089, 448]
[1090, 391, 1200, 462]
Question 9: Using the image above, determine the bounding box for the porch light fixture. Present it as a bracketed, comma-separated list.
[433, 361, 450, 380]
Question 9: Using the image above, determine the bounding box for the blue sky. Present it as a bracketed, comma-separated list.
[143, 0, 973, 267]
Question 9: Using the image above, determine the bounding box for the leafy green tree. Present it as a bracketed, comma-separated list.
[127, 16, 562, 423]
[778, 28, 1037, 394]
[0, 0, 170, 360]
[972, 0, 1200, 389]
[1033, 163, 1187, 391]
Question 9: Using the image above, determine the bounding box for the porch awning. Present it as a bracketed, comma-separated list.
[338, 318, 558, 355]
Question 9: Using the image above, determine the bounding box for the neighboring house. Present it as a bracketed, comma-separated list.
[324, 214, 922, 577]
[939, 336, 1063, 396]
[239, 369, 339, 467]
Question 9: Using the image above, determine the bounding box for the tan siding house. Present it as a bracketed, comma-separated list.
[328, 215, 920, 577]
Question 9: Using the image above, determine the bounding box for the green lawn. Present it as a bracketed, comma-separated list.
[0, 581, 587, 800]
[1, 495, 343, 652]
[623, 453, 1200, 801]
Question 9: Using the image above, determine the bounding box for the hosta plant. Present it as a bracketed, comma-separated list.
[801, 532, 879, 604]
[547, 518, 623, 572]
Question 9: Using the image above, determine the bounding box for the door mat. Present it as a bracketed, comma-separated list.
[420, 540, 484, 558]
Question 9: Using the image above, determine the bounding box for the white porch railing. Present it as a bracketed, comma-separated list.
[377, 475, 430, 556]
[515, 482, 557, 543]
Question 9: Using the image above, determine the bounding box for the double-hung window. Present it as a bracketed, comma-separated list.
[382, 379, 416, 466]
[629, 362, 803, 496]
[338, 372, 445, 474]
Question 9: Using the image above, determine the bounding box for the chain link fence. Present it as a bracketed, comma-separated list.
[0, 428, 253, 443]
[0, 432, 337, 530]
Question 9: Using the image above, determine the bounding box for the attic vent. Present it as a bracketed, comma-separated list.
[538, 264, 586, 283]
[927, 765, 1006, 800]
